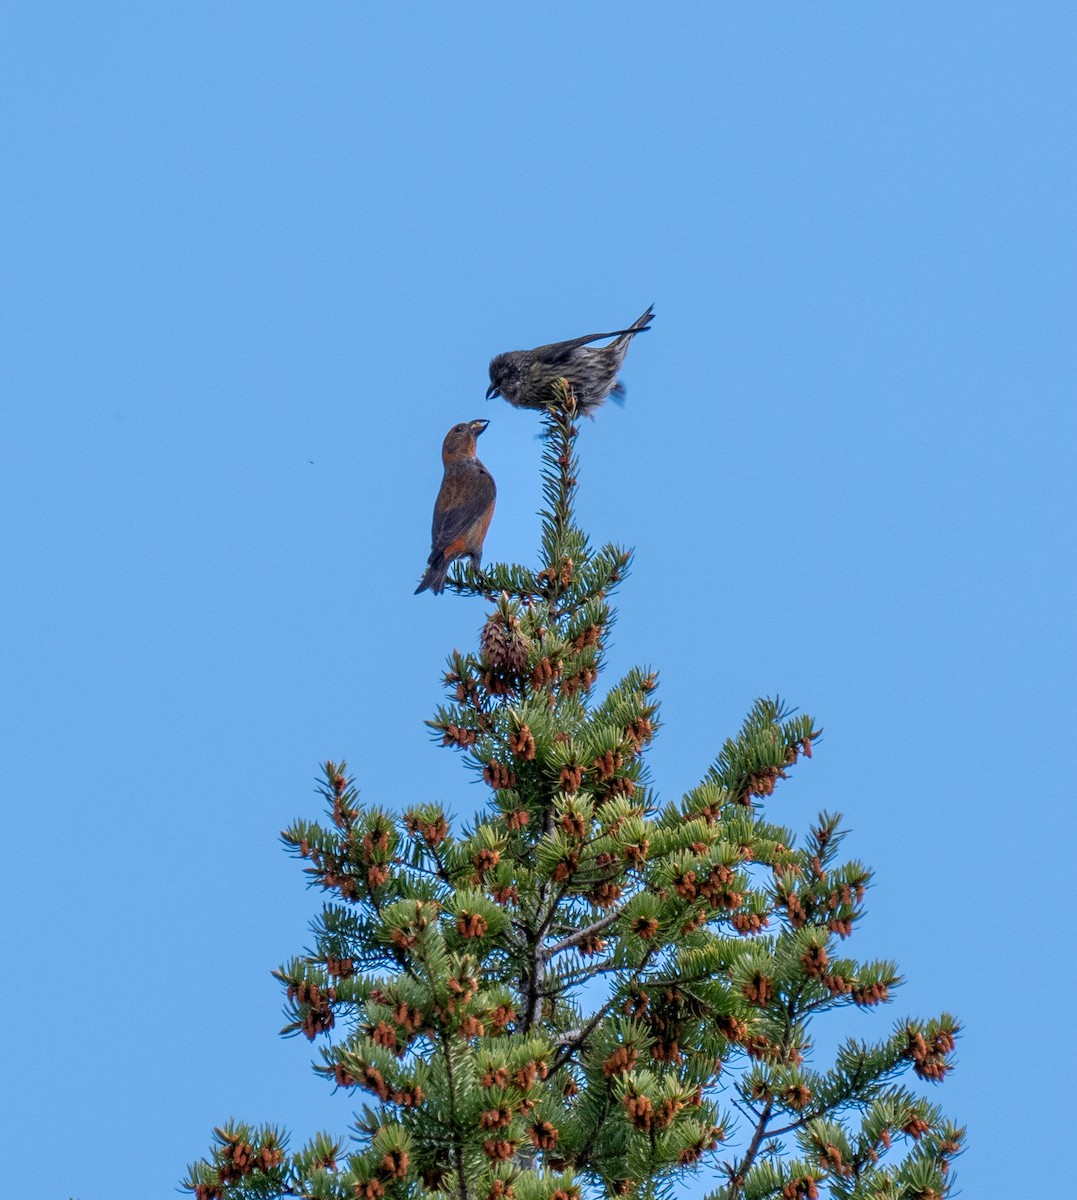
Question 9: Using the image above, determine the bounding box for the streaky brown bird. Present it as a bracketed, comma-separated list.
[486, 304, 654, 416]
[415, 419, 496, 595]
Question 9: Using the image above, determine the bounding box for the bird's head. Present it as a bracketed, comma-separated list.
[442, 419, 489, 461]
[487, 353, 524, 402]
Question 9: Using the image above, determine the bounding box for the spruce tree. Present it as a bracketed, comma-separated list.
[184, 387, 964, 1200]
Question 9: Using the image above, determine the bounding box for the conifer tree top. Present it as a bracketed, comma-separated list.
[185, 389, 962, 1200]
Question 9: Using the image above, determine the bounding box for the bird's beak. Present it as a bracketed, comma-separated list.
[470, 419, 490, 435]
[485, 384, 500, 400]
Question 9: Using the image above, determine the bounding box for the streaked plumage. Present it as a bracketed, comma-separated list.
[486, 305, 654, 416]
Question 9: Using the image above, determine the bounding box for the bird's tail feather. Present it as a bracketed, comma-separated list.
[604, 304, 655, 380]
[415, 560, 449, 595]
[614, 303, 655, 343]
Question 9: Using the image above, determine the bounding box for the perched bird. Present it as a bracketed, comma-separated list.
[415, 419, 496, 595]
[486, 304, 654, 416]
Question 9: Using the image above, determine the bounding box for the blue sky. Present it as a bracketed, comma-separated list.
[2, 4, 1074, 1196]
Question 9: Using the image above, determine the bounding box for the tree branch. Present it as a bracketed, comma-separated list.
[550, 946, 658, 1071]
[726, 1098, 773, 1200]
[544, 909, 624, 959]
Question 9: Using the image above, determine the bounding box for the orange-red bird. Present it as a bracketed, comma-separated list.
[415, 419, 496, 595]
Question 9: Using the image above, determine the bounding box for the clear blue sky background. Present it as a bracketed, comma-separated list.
[2, 4, 1074, 1197]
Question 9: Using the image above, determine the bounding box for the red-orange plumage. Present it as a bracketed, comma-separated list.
[415, 419, 496, 595]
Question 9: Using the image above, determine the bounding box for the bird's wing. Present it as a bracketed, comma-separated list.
[530, 306, 655, 363]
[531, 330, 637, 363]
[430, 465, 496, 556]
